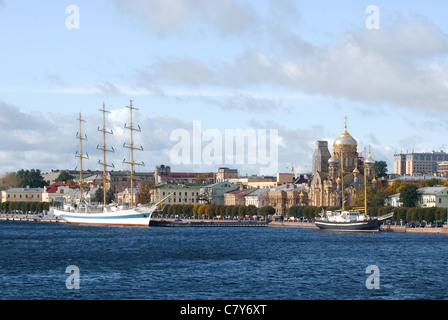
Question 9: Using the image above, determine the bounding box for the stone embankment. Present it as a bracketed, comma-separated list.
[381, 224, 448, 234]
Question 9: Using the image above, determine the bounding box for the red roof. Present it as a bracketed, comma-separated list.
[45, 182, 76, 193]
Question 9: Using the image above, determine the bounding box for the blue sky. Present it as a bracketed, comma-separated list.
[1, 0, 448, 176]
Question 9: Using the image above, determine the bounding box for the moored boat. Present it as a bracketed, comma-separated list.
[53, 100, 170, 227]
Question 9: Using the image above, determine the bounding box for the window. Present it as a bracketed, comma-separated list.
[439, 198, 442, 204]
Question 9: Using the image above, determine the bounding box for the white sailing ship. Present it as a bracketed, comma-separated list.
[54, 100, 170, 227]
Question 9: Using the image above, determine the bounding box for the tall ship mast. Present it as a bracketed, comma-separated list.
[123, 99, 144, 208]
[76, 112, 89, 200]
[97, 103, 114, 206]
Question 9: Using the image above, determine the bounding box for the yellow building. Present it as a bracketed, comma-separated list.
[1, 187, 45, 203]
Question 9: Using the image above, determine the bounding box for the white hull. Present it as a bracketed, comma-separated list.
[53, 207, 153, 227]
[53, 195, 172, 227]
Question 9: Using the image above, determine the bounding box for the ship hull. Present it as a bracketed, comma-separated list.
[53, 208, 151, 227]
[315, 218, 380, 233]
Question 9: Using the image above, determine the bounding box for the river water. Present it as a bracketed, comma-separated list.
[1, 220, 447, 300]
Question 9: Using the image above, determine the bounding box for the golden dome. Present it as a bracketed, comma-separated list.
[334, 123, 357, 148]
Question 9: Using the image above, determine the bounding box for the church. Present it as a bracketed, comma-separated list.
[310, 121, 377, 207]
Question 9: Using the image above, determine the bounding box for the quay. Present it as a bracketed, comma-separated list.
[150, 218, 268, 227]
[381, 224, 448, 234]
[0, 213, 65, 223]
[2, 214, 448, 234]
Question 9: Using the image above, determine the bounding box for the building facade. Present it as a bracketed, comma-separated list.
[312, 141, 332, 175]
[199, 182, 239, 205]
[394, 151, 448, 176]
[1, 187, 45, 203]
[309, 121, 376, 207]
[152, 184, 202, 205]
[154, 165, 214, 185]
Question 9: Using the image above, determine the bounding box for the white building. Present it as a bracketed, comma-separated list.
[245, 188, 269, 208]
[417, 186, 448, 208]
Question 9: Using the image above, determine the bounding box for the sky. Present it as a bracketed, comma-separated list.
[1, 0, 448, 177]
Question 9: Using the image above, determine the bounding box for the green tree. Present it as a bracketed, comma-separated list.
[16, 169, 48, 188]
[426, 178, 442, 187]
[399, 184, 418, 207]
[374, 161, 388, 178]
[55, 171, 74, 183]
[258, 206, 275, 216]
[93, 187, 115, 204]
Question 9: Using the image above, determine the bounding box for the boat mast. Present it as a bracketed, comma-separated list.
[76, 113, 89, 200]
[123, 100, 144, 208]
[97, 103, 114, 205]
[364, 147, 368, 216]
[341, 151, 345, 211]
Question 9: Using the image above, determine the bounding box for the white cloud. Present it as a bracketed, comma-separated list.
[131, 15, 448, 112]
[110, 0, 259, 37]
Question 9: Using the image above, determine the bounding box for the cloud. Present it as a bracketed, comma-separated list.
[131, 14, 448, 113]
[110, 0, 259, 37]
[0, 100, 74, 172]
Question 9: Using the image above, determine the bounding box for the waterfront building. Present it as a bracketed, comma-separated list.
[1, 187, 45, 203]
[42, 182, 76, 203]
[394, 151, 448, 176]
[199, 181, 239, 205]
[152, 183, 202, 205]
[417, 186, 448, 208]
[385, 186, 448, 208]
[309, 121, 376, 207]
[223, 185, 255, 206]
[115, 187, 138, 205]
[245, 188, 269, 208]
[268, 184, 308, 215]
[154, 165, 214, 185]
[215, 167, 238, 181]
[385, 193, 401, 207]
[227, 173, 294, 189]
[109, 171, 154, 194]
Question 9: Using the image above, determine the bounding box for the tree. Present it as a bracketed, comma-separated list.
[93, 187, 114, 204]
[374, 161, 388, 178]
[0, 172, 19, 190]
[16, 169, 48, 188]
[136, 180, 154, 204]
[258, 206, 275, 216]
[55, 171, 74, 183]
[399, 184, 418, 207]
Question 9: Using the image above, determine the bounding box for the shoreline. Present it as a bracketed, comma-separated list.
[2, 214, 448, 234]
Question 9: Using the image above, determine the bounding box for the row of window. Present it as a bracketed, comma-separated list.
[167, 198, 199, 203]
[7, 194, 40, 199]
[162, 191, 199, 196]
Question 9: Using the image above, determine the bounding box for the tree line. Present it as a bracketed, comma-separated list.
[159, 204, 276, 217]
[1, 201, 51, 213]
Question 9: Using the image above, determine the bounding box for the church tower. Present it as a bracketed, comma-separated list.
[312, 141, 331, 175]
[332, 119, 358, 174]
